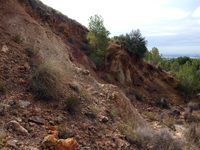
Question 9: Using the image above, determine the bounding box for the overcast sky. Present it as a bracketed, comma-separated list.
[40, 0, 200, 55]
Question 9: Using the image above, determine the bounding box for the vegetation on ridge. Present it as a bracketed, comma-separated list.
[87, 14, 111, 68]
[112, 29, 148, 58]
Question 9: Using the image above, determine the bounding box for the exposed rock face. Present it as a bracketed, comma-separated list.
[101, 43, 182, 104]
[104, 44, 134, 85]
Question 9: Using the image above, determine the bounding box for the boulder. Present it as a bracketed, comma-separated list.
[101, 116, 109, 123]
[84, 112, 97, 119]
[19, 100, 31, 108]
[55, 138, 77, 150]
[1, 45, 9, 52]
[82, 70, 90, 75]
[69, 82, 82, 93]
[41, 135, 58, 148]
[29, 116, 45, 125]
[7, 140, 18, 149]
[6, 120, 29, 136]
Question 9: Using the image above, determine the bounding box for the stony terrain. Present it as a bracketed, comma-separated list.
[0, 0, 197, 150]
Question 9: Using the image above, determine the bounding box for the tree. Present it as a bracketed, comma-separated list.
[87, 14, 111, 68]
[117, 29, 148, 58]
[176, 61, 198, 95]
[143, 47, 162, 66]
[177, 56, 192, 65]
[170, 61, 180, 72]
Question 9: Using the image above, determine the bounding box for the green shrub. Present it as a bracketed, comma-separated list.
[89, 54, 104, 68]
[12, 34, 23, 44]
[65, 95, 80, 112]
[117, 29, 147, 58]
[176, 61, 198, 95]
[29, 59, 64, 100]
[0, 81, 7, 94]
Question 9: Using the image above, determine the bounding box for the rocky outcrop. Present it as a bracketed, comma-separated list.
[17, 0, 88, 47]
[101, 43, 182, 104]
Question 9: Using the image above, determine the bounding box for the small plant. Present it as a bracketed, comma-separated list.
[58, 124, 75, 139]
[0, 81, 7, 94]
[29, 59, 64, 100]
[110, 107, 118, 117]
[26, 46, 39, 58]
[80, 91, 90, 101]
[65, 95, 80, 113]
[143, 111, 161, 121]
[89, 105, 100, 115]
[12, 34, 23, 44]
[163, 116, 176, 127]
[68, 36, 74, 44]
[127, 88, 143, 101]
[12, 102, 20, 110]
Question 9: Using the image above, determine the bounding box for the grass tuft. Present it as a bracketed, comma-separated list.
[29, 59, 64, 100]
[163, 116, 176, 127]
[90, 105, 100, 115]
[65, 95, 80, 113]
[12, 34, 23, 44]
[143, 111, 161, 121]
[58, 124, 75, 139]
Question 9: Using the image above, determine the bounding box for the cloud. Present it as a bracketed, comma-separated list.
[198, 20, 200, 24]
[160, 8, 190, 20]
[192, 7, 200, 17]
[147, 32, 176, 36]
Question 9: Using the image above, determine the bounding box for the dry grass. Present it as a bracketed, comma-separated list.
[163, 116, 176, 127]
[187, 114, 200, 123]
[143, 111, 161, 121]
[110, 107, 118, 117]
[135, 127, 185, 149]
[90, 105, 100, 115]
[29, 59, 64, 100]
[80, 91, 90, 101]
[58, 124, 75, 139]
[185, 122, 200, 148]
[188, 102, 200, 112]
[26, 46, 39, 58]
[126, 88, 143, 101]
[117, 121, 185, 149]
[65, 95, 80, 113]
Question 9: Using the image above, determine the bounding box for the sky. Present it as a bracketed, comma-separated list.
[40, 0, 200, 55]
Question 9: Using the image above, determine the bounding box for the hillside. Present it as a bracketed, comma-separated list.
[0, 0, 191, 150]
